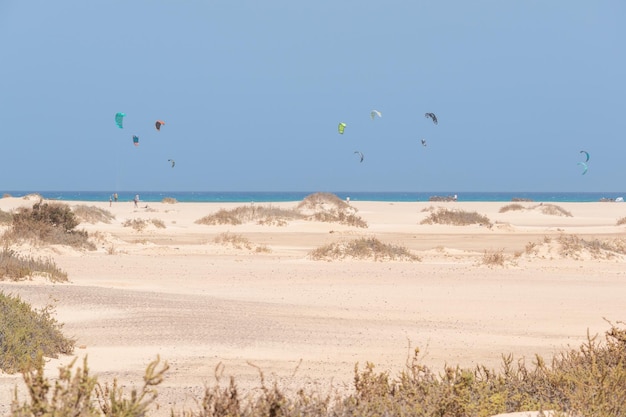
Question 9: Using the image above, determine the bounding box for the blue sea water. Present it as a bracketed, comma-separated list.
[3, 190, 626, 203]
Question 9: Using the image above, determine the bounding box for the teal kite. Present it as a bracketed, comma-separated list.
[580, 150, 590, 162]
[338, 122, 346, 134]
[577, 161, 588, 175]
[370, 110, 382, 120]
[115, 113, 125, 129]
[133, 135, 139, 146]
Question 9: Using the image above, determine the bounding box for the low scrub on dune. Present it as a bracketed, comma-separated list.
[498, 203, 526, 213]
[420, 207, 492, 227]
[0, 292, 74, 374]
[310, 237, 420, 261]
[162, 197, 178, 204]
[196, 193, 368, 228]
[520, 234, 626, 261]
[533, 203, 573, 217]
[0, 248, 68, 282]
[7, 322, 626, 416]
[123, 218, 166, 231]
[72, 205, 115, 224]
[196, 205, 301, 226]
[617, 216, 626, 226]
[2, 201, 95, 250]
[213, 232, 271, 253]
[0, 209, 12, 225]
[480, 248, 507, 267]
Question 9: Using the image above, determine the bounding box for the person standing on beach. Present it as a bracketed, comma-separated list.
[134, 194, 139, 208]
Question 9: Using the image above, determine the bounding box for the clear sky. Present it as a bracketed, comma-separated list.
[1, 1, 624, 192]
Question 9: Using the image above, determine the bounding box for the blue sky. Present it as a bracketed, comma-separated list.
[1, 1, 624, 192]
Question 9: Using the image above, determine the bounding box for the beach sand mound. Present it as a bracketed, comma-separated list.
[520, 234, 626, 261]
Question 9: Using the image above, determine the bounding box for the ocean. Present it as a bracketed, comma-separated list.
[3, 191, 626, 203]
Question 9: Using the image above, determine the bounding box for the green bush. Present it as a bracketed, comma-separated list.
[0, 292, 75, 374]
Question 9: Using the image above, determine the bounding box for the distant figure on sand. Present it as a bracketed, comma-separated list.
[134, 194, 139, 208]
[109, 195, 112, 207]
[114, 193, 118, 202]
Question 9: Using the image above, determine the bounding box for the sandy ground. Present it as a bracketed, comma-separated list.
[1, 195, 625, 415]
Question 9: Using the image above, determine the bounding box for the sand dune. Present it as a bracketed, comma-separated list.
[1, 196, 625, 414]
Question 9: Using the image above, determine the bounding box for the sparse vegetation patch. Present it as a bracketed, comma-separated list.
[420, 207, 492, 227]
[123, 218, 166, 231]
[310, 237, 420, 261]
[499, 203, 525, 213]
[2, 200, 95, 250]
[0, 248, 68, 282]
[213, 232, 271, 253]
[0, 292, 75, 374]
[72, 205, 115, 224]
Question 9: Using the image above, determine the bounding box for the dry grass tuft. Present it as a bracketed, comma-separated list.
[480, 249, 507, 267]
[213, 232, 271, 252]
[196, 205, 301, 226]
[72, 205, 115, 224]
[310, 237, 420, 261]
[162, 197, 178, 204]
[297, 192, 351, 212]
[420, 207, 492, 227]
[617, 216, 626, 226]
[533, 203, 573, 217]
[0, 248, 68, 282]
[0, 209, 12, 225]
[123, 218, 166, 231]
[499, 203, 525, 213]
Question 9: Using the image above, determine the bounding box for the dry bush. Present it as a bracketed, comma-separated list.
[2, 193, 12, 198]
[3, 201, 95, 250]
[123, 218, 166, 231]
[72, 205, 115, 224]
[196, 205, 302, 226]
[557, 234, 626, 260]
[297, 192, 351, 212]
[0, 209, 12, 225]
[310, 237, 420, 261]
[420, 207, 492, 227]
[308, 210, 368, 228]
[617, 217, 626, 226]
[481, 249, 506, 267]
[534, 203, 573, 217]
[162, 197, 178, 204]
[213, 232, 271, 253]
[499, 203, 525, 213]
[0, 248, 68, 282]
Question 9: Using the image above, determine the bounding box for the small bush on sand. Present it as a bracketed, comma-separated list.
[499, 203, 525, 213]
[481, 249, 506, 267]
[310, 237, 420, 261]
[0, 209, 12, 224]
[123, 218, 166, 231]
[0, 292, 75, 373]
[534, 203, 573, 217]
[617, 216, 626, 226]
[296, 192, 351, 212]
[72, 205, 115, 224]
[0, 248, 68, 282]
[196, 205, 302, 226]
[213, 232, 271, 253]
[162, 197, 178, 204]
[3, 201, 95, 250]
[557, 234, 626, 260]
[421, 208, 492, 227]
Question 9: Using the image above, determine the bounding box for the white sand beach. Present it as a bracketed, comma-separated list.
[1, 196, 625, 415]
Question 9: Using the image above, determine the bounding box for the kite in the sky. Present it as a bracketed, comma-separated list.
[577, 161, 588, 175]
[580, 150, 590, 162]
[115, 113, 125, 129]
[132, 135, 139, 146]
[370, 110, 382, 120]
[338, 122, 347, 134]
[425, 112, 438, 125]
[168, 159, 175, 168]
[155, 120, 166, 131]
[354, 151, 364, 163]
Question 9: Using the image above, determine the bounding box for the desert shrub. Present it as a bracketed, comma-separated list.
[0, 292, 75, 374]
[420, 208, 492, 227]
[162, 197, 178, 204]
[308, 211, 368, 228]
[310, 237, 420, 261]
[2, 193, 12, 198]
[123, 218, 166, 231]
[297, 192, 351, 212]
[0, 248, 68, 282]
[196, 205, 302, 226]
[72, 205, 115, 224]
[213, 232, 271, 253]
[0, 209, 13, 224]
[4, 201, 95, 250]
[617, 217, 626, 226]
[481, 249, 506, 267]
[534, 204, 573, 217]
[499, 203, 525, 213]
[557, 234, 626, 259]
